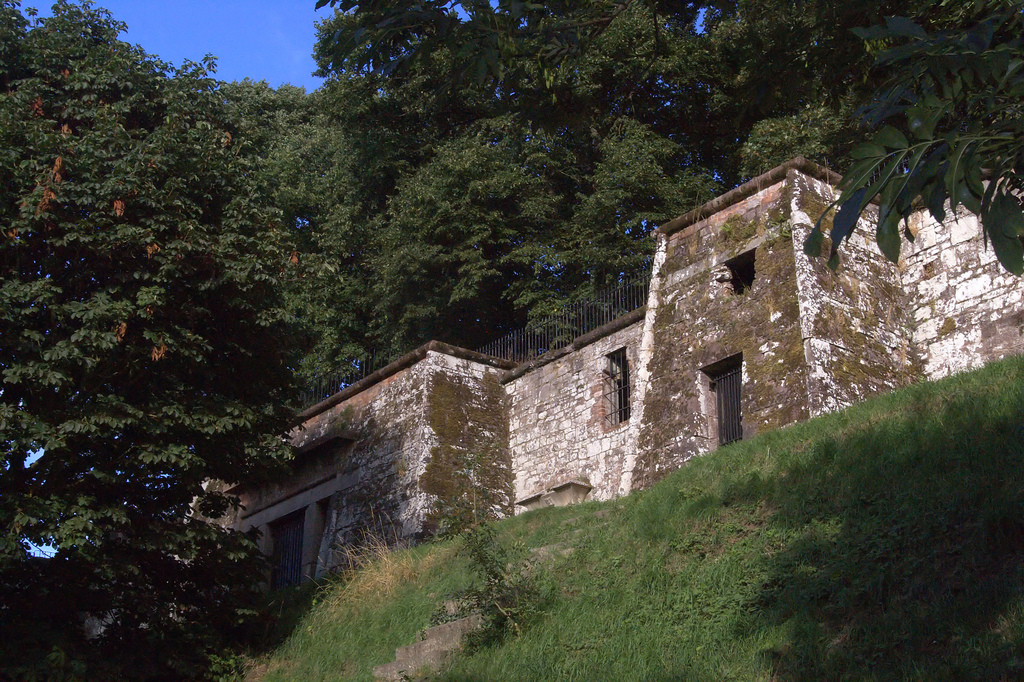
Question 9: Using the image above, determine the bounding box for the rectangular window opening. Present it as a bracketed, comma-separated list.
[603, 348, 630, 427]
[726, 250, 756, 294]
[270, 509, 305, 589]
[705, 354, 743, 446]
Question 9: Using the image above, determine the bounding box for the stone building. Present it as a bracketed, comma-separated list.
[224, 158, 1024, 587]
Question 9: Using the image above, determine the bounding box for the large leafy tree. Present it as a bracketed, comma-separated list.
[227, 6, 720, 387]
[313, 1, 973, 181]
[309, 5, 718, 358]
[0, 3, 297, 678]
[315, 0, 1023, 287]
[300, 0, 946, 373]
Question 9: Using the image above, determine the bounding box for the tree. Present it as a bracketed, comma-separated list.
[806, 1, 1024, 275]
[0, 3, 297, 678]
[299, 4, 718, 364]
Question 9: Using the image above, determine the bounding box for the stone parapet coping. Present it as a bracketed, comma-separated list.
[655, 157, 842, 238]
[500, 306, 647, 385]
[297, 340, 518, 422]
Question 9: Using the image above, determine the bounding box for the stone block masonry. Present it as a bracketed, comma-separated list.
[628, 165, 834, 489]
[903, 208, 1024, 379]
[504, 310, 644, 506]
[224, 158, 1024, 583]
[789, 171, 920, 418]
[225, 342, 515, 581]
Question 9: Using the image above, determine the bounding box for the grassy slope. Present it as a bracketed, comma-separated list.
[252, 355, 1024, 681]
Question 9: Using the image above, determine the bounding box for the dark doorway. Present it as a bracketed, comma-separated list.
[270, 509, 305, 588]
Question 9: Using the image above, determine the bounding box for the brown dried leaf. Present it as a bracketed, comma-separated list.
[146, 243, 161, 257]
[222, 131, 232, 147]
[61, 123, 72, 137]
[114, 322, 127, 342]
[36, 188, 55, 215]
[290, 251, 299, 265]
[31, 97, 44, 117]
[113, 199, 125, 217]
[151, 343, 168, 361]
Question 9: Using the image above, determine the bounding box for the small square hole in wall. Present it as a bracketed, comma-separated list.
[724, 250, 756, 294]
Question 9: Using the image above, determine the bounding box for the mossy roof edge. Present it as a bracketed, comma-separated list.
[297, 341, 518, 423]
[655, 157, 842, 238]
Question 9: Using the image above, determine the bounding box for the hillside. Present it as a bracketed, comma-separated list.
[247, 355, 1024, 681]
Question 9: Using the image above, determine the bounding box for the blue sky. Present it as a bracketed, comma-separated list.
[29, 1, 334, 91]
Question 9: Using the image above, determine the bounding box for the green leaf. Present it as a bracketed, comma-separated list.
[876, 186, 903, 263]
[885, 16, 927, 39]
[906, 105, 944, 140]
[850, 143, 886, 160]
[830, 187, 869, 254]
[984, 191, 1024, 275]
[875, 125, 909, 150]
[803, 225, 825, 258]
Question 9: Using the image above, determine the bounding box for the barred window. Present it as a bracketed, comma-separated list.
[706, 354, 743, 445]
[603, 348, 630, 427]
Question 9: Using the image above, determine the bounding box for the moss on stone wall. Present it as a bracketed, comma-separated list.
[634, 202, 811, 489]
[719, 214, 760, 244]
[421, 370, 512, 534]
[797, 189, 835, 239]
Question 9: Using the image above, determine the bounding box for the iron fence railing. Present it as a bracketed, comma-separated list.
[301, 348, 401, 409]
[475, 270, 651, 364]
[301, 269, 652, 408]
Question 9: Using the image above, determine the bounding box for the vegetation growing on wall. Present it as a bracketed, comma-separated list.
[422, 371, 513, 535]
[636, 192, 810, 487]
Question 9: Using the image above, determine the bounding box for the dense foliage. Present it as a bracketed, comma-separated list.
[809, 1, 1024, 275]
[0, 3, 297, 678]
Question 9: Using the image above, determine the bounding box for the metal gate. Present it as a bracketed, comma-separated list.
[712, 364, 742, 445]
[271, 510, 304, 589]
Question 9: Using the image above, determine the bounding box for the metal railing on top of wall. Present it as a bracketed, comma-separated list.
[475, 270, 651, 364]
[301, 268, 652, 409]
[301, 348, 402, 410]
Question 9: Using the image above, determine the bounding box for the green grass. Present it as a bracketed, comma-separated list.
[248, 355, 1024, 681]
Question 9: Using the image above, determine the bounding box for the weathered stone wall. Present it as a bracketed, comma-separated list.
[902, 208, 1024, 379]
[231, 345, 511, 579]
[789, 170, 920, 417]
[420, 354, 512, 533]
[297, 354, 434, 553]
[630, 181, 810, 489]
[230, 159, 1024, 586]
[504, 317, 643, 508]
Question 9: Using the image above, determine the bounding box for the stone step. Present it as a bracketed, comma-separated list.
[372, 613, 482, 681]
